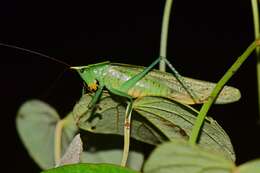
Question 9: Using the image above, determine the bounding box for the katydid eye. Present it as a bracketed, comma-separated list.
[79, 69, 85, 73]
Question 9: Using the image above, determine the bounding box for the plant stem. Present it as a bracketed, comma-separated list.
[251, 0, 260, 123]
[54, 113, 75, 165]
[189, 39, 260, 145]
[54, 119, 65, 165]
[159, 0, 173, 72]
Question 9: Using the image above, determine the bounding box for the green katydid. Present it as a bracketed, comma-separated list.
[1, 43, 240, 166]
[70, 56, 240, 166]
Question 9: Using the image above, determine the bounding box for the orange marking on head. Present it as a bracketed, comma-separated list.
[88, 82, 98, 91]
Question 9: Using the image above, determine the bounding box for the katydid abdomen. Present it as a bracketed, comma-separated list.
[93, 63, 240, 104]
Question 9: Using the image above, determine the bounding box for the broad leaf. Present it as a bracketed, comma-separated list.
[143, 140, 235, 173]
[16, 99, 143, 170]
[16, 100, 78, 169]
[16, 100, 60, 169]
[75, 93, 235, 161]
[134, 96, 235, 161]
[75, 93, 166, 145]
[42, 163, 139, 173]
[236, 159, 260, 173]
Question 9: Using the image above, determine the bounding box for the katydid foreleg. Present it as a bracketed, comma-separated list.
[88, 85, 104, 108]
[75, 85, 105, 122]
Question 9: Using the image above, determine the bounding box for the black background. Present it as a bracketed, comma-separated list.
[0, 0, 259, 172]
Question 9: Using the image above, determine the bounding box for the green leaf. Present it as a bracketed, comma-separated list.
[134, 96, 235, 161]
[81, 150, 143, 171]
[236, 159, 260, 173]
[75, 93, 166, 145]
[143, 140, 235, 173]
[16, 100, 60, 169]
[75, 93, 235, 161]
[16, 99, 143, 170]
[16, 100, 78, 169]
[17, 93, 235, 170]
[41, 163, 139, 173]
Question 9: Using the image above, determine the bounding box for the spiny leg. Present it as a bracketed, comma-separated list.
[88, 85, 104, 109]
[120, 57, 162, 91]
[76, 85, 105, 122]
[120, 57, 198, 103]
[161, 56, 199, 103]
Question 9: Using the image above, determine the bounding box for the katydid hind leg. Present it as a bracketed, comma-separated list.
[120, 57, 162, 92]
[120, 56, 199, 103]
[162, 57, 199, 103]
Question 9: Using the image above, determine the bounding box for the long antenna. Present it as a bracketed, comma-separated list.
[0, 42, 71, 67]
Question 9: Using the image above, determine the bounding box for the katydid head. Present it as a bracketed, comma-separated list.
[70, 61, 110, 91]
[70, 66, 98, 91]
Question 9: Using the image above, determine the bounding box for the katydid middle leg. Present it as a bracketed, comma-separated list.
[160, 56, 199, 103]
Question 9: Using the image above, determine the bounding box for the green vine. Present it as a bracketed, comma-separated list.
[189, 39, 260, 144]
[251, 0, 260, 122]
[159, 0, 173, 72]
